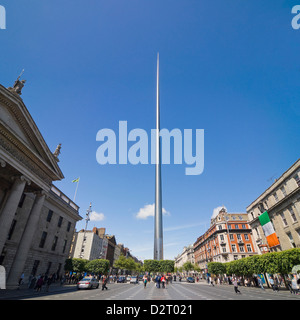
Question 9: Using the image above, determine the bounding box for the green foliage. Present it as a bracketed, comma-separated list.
[223, 248, 300, 277]
[207, 262, 226, 275]
[182, 261, 194, 272]
[143, 259, 174, 273]
[64, 258, 89, 273]
[86, 259, 110, 275]
[114, 255, 143, 272]
[159, 260, 175, 273]
[64, 258, 108, 274]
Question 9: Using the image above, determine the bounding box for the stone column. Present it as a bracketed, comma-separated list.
[6, 191, 46, 289]
[0, 176, 30, 255]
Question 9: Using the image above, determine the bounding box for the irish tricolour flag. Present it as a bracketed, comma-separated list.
[258, 211, 280, 248]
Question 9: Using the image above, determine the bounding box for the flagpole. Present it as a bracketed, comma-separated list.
[73, 177, 80, 202]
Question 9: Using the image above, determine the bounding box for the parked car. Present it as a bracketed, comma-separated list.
[117, 276, 126, 283]
[186, 277, 195, 283]
[77, 277, 99, 289]
[130, 276, 138, 284]
[126, 276, 131, 282]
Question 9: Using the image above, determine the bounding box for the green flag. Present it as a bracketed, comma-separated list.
[72, 178, 80, 183]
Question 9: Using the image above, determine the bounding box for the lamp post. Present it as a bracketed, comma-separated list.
[79, 203, 92, 259]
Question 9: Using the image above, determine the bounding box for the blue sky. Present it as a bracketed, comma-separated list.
[1, 1, 300, 260]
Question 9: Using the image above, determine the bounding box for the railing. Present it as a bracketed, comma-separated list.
[50, 185, 79, 212]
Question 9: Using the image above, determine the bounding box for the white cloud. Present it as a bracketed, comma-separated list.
[136, 203, 170, 220]
[90, 211, 105, 221]
[212, 206, 227, 219]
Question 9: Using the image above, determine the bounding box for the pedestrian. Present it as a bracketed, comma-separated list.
[155, 275, 161, 288]
[35, 275, 44, 293]
[274, 277, 279, 292]
[269, 276, 275, 291]
[18, 272, 24, 289]
[233, 278, 241, 294]
[209, 276, 214, 286]
[257, 276, 264, 290]
[102, 276, 108, 290]
[45, 276, 53, 292]
[161, 275, 166, 289]
[143, 276, 147, 289]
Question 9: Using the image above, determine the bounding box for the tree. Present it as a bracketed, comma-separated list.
[86, 259, 110, 275]
[144, 260, 160, 273]
[64, 258, 88, 273]
[159, 260, 175, 273]
[114, 255, 128, 271]
[207, 262, 226, 276]
[183, 261, 194, 273]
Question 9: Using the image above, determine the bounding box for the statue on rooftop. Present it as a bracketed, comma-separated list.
[8, 70, 26, 96]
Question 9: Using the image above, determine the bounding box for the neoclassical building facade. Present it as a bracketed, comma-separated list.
[0, 82, 82, 288]
[247, 159, 300, 254]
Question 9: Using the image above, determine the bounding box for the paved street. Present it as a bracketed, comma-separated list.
[3, 281, 298, 301]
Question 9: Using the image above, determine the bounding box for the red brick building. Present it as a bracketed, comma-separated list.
[194, 208, 257, 273]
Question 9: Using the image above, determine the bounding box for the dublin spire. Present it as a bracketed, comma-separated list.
[154, 53, 163, 260]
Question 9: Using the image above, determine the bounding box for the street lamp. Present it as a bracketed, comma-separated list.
[79, 203, 92, 259]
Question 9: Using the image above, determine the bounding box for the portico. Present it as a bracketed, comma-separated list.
[0, 82, 81, 288]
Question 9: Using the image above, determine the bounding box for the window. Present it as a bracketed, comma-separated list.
[280, 212, 288, 227]
[237, 234, 242, 240]
[222, 247, 226, 253]
[39, 232, 47, 248]
[231, 244, 236, 252]
[281, 186, 287, 197]
[7, 219, 17, 240]
[58, 216, 63, 227]
[31, 260, 40, 276]
[46, 210, 53, 222]
[289, 207, 298, 223]
[230, 234, 234, 241]
[294, 174, 300, 187]
[274, 192, 279, 203]
[246, 244, 252, 252]
[18, 194, 26, 208]
[235, 224, 239, 229]
[67, 221, 71, 232]
[220, 235, 224, 241]
[218, 225, 222, 230]
[264, 201, 269, 210]
[239, 245, 245, 252]
[242, 224, 246, 229]
[244, 234, 249, 241]
[46, 262, 52, 275]
[287, 232, 296, 248]
[51, 236, 58, 251]
[62, 240, 67, 253]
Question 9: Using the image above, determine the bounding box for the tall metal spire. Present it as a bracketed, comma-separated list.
[154, 53, 163, 260]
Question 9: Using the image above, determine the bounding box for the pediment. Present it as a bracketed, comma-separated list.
[0, 85, 64, 182]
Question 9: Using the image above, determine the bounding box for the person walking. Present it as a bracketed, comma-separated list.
[269, 276, 275, 291]
[155, 275, 161, 288]
[143, 275, 148, 289]
[161, 275, 166, 289]
[18, 272, 24, 288]
[257, 276, 265, 290]
[102, 276, 108, 291]
[233, 277, 241, 294]
[45, 274, 54, 292]
[35, 275, 44, 293]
